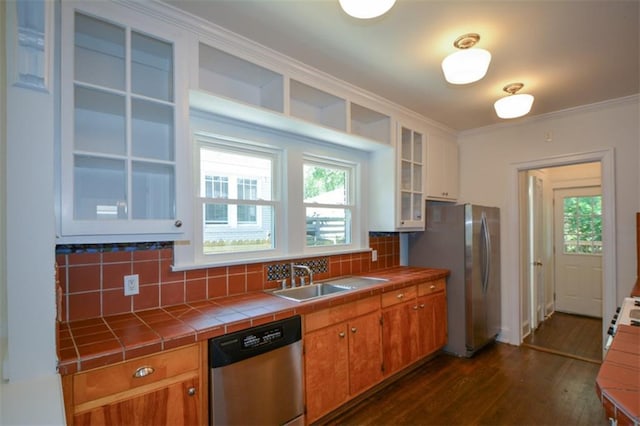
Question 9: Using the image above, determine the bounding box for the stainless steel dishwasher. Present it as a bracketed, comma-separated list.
[209, 315, 304, 426]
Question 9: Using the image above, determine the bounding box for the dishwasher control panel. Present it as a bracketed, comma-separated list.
[209, 315, 301, 368]
[242, 326, 283, 349]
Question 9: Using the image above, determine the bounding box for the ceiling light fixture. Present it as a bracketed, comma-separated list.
[338, 0, 396, 19]
[494, 83, 535, 119]
[441, 33, 491, 85]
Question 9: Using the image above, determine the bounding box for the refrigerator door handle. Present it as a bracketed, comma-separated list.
[480, 213, 491, 294]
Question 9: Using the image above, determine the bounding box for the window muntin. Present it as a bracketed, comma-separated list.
[562, 195, 602, 254]
[303, 160, 353, 247]
[204, 176, 228, 224]
[199, 143, 276, 255]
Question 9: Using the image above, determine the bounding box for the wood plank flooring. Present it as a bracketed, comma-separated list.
[323, 343, 607, 426]
[523, 312, 603, 363]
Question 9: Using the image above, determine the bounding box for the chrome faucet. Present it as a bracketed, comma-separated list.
[290, 263, 313, 287]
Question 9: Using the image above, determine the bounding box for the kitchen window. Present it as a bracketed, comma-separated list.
[197, 139, 277, 257]
[174, 114, 369, 269]
[562, 195, 602, 254]
[304, 159, 353, 247]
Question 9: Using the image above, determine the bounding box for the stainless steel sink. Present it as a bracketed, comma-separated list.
[271, 283, 351, 302]
[269, 276, 389, 302]
[322, 276, 388, 288]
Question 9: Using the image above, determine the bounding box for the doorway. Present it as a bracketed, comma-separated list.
[509, 150, 615, 360]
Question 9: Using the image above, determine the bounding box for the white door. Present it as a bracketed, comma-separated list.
[528, 175, 545, 328]
[553, 187, 603, 318]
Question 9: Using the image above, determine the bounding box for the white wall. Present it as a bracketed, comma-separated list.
[2, 1, 65, 424]
[458, 96, 639, 345]
[1, 1, 7, 421]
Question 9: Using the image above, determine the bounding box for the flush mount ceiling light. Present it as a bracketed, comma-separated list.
[441, 33, 492, 85]
[494, 83, 535, 119]
[338, 0, 396, 19]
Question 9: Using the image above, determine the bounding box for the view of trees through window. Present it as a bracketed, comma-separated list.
[304, 162, 351, 247]
[563, 195, 602, 254]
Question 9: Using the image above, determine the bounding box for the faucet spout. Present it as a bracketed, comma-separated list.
[290, 263, 313, 286]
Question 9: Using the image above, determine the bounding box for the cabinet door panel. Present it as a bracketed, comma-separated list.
[382, 301, 419, 375]
[348, 311, 382, 395]
[74, 379, 199, 426]
[433, 292, 448, 348]
[305, 323, 349, 423]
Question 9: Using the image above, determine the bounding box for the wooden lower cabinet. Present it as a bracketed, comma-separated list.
[62, 343, 205, 426]
[381, 299, 420, 374]
[304, 297, 382, 423]
[73, 378, 200, 426]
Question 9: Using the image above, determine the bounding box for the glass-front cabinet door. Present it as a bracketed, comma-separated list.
[398, 124, 425, 229]
[60, 2, 188, 240]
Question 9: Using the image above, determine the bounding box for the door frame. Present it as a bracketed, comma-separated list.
[507, 148, 615, 356]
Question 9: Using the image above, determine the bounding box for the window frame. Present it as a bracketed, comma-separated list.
[302, 156, 356, 249]
[193, 133, 281, 265]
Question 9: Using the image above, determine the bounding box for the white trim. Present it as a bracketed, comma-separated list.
[507, 148, 616, 357]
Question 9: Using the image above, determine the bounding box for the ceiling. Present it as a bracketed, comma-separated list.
[162, 0, 640, 131]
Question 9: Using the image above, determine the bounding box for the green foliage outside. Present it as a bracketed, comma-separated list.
[563, 195, 602, 254]
[304, 165, 346, 200]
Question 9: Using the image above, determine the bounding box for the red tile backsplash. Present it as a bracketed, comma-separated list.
[57, 233, 399, 322]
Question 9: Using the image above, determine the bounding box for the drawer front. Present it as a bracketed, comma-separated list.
[73, 344, 199, 405]
[305, 296, 380, 333]
[418, 278, 446, 296]
[381, 286, 417, 308]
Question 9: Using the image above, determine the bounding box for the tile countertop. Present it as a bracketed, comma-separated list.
[58, 266, 449, 375]
[596, 324, 640, 425]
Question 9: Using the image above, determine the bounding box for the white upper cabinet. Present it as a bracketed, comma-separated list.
[425, 133, 459, 201]
[59, 2, 189, 241]
[369, 122, 426, 231]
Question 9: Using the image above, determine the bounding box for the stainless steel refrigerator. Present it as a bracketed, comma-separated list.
[408, 202, 501, 357]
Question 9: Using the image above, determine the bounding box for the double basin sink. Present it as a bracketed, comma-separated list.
[268, 276, 388, 302]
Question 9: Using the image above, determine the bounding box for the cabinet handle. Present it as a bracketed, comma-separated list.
[339, 332, 346, 338]
[174, 220, 183, 228]
[351, 327, 357, 333]
[413, 305, 419, 310]
[187, 387, 196, 396]
[397, 293, 404, 299]
[420, 304, 425, 309]
[133, 366, 155, 378]
[430, 285, 436, 290]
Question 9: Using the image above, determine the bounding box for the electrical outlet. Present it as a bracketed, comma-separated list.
[372, 250, 378, 262]
[124, 274, 139, 296]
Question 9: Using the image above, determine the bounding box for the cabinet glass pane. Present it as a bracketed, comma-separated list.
[132, 32, 173, 102]
[401, 161, 412, 191]
[412, 193, 422, 221]
[413, 164, 422, 192]
[132, 162, 175, 219]
[75, 86, 126, 155]
[132, 99, 174, 161]
[413, 132, 423, 164]
[74, 13, 125, 90]
[74, 156, 127, 220]
[401, 127, 411, 161]
[401, 191, 411, 221]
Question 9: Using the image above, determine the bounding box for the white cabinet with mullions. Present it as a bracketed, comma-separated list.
[60, 2, 188, 241]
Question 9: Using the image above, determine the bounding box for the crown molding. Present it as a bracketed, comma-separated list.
[460, 94, 639, 138]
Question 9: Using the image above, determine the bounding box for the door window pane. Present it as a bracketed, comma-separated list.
[562, 195, 602, 254]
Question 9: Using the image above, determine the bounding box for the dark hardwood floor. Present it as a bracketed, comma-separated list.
[324, 343, 607, 426]
[522, 312, 603, 363]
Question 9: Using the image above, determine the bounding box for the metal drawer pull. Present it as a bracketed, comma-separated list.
[397, 293, 404, 299]
[351, 327, 357, 333]
[133, 366, 155, 378]
[413, 305, 419, 310]
[339, 332, 346, 338]
[420, 304, 425, 309]
[430, 285, 436, 290]
[188, 387, 196, 396]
